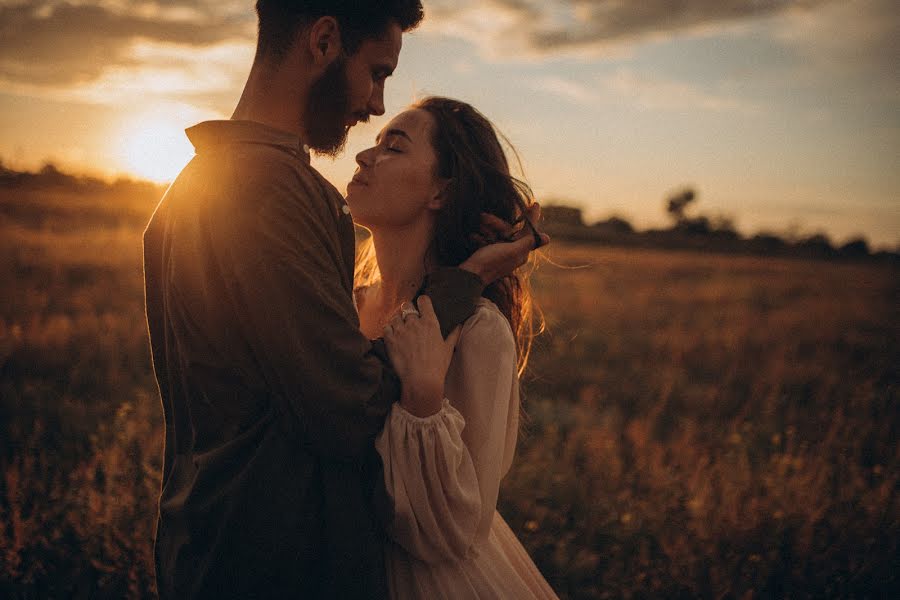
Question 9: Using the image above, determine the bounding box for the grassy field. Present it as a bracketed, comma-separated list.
[1, 184, 898, 598]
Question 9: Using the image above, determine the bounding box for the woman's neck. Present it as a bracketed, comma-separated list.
[365, 222, 433, 323]
[367, 220, 435, 316]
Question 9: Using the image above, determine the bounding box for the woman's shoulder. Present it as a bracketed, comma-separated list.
[460, 298, 515, 347]
[473, 296, 504, 317]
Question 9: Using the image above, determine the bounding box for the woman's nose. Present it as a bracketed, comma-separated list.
[356, 147, 374, 167]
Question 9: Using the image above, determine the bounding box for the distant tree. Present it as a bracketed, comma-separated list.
[676, 215, 712, 236]
[838, 237, 870, 258]
[797, 233, 835, 258]
[39, 162, 62, 176]
[592, 216, 634, 234]
[0, 157, 28, 187]
[748, 232, 787, 255]
[36, 161, 76, 187]
[710, 214, 737, 235]
[666, 188, 696, 223]
[542, 204, 584, 227]
[664, 188, 740, 240]
[800, 233, 832, 247]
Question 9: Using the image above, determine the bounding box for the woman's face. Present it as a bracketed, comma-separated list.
[346, 108, 444, 230]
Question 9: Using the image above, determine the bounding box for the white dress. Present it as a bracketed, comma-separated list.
[375, 298, 558, 599]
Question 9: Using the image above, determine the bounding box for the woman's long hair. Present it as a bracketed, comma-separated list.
[355, 96, 543, 376]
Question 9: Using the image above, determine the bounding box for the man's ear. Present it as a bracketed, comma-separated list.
[306, 16, 342, 66]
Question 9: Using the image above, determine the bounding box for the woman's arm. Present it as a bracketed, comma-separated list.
[377, 301, 519, 563]
[383, 296, 461, 417]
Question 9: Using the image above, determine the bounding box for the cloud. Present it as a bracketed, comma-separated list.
[72, 40, 254, 105]
[428, 0, 899, 112]
[424, 0, 831, 58]
[0, 1, 253, 89]
[3, 0, 896, 113]
[771, 0, 900, 100]
[605, 69, 761, 114]
[532, 70, 761, 114]
[532, 76, 601, 105]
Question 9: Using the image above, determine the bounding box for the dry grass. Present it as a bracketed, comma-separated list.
[1, 189, 898, 598]
[503, 245, 898, 598]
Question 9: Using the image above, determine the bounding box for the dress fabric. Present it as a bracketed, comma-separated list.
[375, 298, 558, 599]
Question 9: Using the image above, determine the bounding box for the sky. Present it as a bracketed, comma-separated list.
[0, 0, 898, 247]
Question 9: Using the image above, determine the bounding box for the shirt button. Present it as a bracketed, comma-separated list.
[341, 204, 351, 215]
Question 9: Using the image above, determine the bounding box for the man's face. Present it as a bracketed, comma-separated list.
[305, 22, 402, 156]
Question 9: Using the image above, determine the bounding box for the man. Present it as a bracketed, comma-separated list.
[143, 1, 546, 598]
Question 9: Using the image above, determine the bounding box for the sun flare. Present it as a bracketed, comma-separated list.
[118, 110, 200, 183]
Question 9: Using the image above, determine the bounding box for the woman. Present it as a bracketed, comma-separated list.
[346, 97, 557, 598]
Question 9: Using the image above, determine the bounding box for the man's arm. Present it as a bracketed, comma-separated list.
[458, 204, 549, 291]
[207, 163, 543, 461]
[210, 173, 400, 462]
[413, 267, 483, 339]
[416, 204, 548, 339]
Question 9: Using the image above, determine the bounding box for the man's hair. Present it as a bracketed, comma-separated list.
[255, 0, 424, 60]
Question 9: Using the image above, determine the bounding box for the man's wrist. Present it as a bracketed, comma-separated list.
[419, 267, 485, 339]
[459, 259, 488, 286]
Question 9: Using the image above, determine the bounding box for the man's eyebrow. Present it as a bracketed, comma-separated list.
[375, 128, 412, 143]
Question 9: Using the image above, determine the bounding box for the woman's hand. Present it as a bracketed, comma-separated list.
[383, 296, 461, 418]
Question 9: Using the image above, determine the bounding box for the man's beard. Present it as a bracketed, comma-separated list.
[304, 55, 365, 157]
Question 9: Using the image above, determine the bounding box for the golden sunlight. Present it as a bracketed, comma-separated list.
[119, 113, 195, 183]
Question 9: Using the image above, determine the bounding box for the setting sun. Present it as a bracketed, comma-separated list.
[118, 111, 198, 183]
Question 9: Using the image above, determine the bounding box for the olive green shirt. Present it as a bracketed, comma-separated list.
[143, 120, 482, 599]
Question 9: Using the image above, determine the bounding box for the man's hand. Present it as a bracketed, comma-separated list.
[461, 202, 550, 285]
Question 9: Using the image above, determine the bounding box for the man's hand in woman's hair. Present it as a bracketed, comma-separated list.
[462, 202, 549, 285]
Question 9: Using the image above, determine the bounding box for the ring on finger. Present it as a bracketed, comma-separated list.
[400, 302, 420, 320]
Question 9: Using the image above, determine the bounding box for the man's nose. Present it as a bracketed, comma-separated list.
[367, 84, 386, 117]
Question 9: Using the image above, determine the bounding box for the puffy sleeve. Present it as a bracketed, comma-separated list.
[374, 301, 520, 564]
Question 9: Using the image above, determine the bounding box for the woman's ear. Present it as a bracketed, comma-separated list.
[426, 179, 451, 211]
[306, 16, 342, 67]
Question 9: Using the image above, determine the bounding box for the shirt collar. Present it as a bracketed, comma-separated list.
[186, 120, 311, 164]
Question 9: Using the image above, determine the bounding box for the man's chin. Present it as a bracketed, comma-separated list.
[308, 131, 350, 158]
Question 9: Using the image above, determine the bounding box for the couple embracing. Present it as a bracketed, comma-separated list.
[143, 1, 557, 598]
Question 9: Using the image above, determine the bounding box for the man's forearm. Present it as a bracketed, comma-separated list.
[415, 267, 484, 338]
